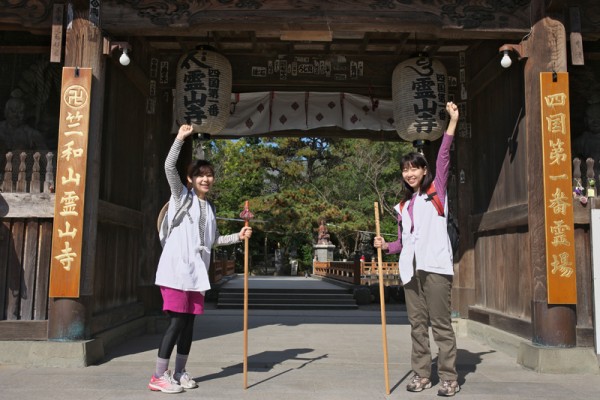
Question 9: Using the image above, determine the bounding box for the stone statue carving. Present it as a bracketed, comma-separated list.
[317, 219, 331, 245]
[0, 97, 48, 151]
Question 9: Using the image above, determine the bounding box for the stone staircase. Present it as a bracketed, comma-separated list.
[216, 286, 358, 310]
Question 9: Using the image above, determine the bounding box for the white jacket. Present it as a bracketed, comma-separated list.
[155, 186, 216, 293]
[395, 191, 454, 285]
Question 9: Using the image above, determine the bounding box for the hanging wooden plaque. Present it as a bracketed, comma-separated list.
[49, 67, 92, 298]
[50, 4, 64, 63]
[540, 71, 577, 304]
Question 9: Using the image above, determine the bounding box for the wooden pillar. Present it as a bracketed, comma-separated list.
[137, 53, 169, 311]
[48, 0, 106, 340]
[526, 1, 577, 347]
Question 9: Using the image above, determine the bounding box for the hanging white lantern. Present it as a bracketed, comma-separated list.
[175, 47, 232, 134]
[392, 55, 448, 148]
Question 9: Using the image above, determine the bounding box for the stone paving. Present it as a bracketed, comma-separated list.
[0, 276, 599, 399]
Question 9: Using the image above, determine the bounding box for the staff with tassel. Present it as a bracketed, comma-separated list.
[239, 201, 254, 389]
[374, 202, 390, 394]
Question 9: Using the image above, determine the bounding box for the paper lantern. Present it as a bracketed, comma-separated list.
[392, 56, 448, 148]
[175, 47, 232, 134]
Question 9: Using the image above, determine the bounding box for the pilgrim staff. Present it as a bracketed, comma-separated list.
[374, 202, 390, 395]
[239, 201, 254, 389]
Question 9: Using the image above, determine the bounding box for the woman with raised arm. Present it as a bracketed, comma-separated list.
[148, 124, 252, 394]
[374, 102, 460, 397]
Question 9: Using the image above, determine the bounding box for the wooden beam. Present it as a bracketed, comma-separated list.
[0, 320, 48, 340]
[359, 32, 370, 54]
[211, 126, 400, 141]
[281, 30, 333, 42]
[90, 302, 145, 336]
[109, 55, 150, 97]
[0, 193, 55, 218]
[0, 46, 50, 53]
[468, 50, 507, 99]
[211, 31, 224, 53]
[249, 31, 258, 52]
[98, 1, 534, 37]
[469, 203, 529, 233]
[468, 306, 531, 340]
[98, 200, 143, 230]
[393, 32, 411, 54]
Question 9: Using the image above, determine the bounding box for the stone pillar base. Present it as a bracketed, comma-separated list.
[314, 244, 335, 262]
[517, 342, 600, 374]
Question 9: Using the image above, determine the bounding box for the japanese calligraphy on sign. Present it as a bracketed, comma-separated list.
[49, 67, 92, 298]
[392, 56, 448, 144]
[540, 72, 577, 304]
[175, 49, 232, 135]
[50, 4, 64, 63]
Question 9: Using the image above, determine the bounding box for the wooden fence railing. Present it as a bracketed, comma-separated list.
[0, 150, 55, 338]
[1, 151, 55, 194]
[210, 259, 236, 284]
[313, 261, 360, 284]
[359, 261, 401, 286]
[313, 260, 400, 286]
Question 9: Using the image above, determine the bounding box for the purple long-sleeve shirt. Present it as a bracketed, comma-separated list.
[386, 132, 454, 254]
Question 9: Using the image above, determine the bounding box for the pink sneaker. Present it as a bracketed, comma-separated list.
[148, 370, 183, 393]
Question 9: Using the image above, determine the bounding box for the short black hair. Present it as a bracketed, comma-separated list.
[187, 159, 214, 179]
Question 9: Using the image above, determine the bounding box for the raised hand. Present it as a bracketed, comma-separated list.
[176, 124, 195, 140]
[446, 101, 459, 121]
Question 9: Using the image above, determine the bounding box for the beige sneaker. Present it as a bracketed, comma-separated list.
[438, 380, 460, 396]
[174, 370, 198, 389]
[406, 374, 432, 392]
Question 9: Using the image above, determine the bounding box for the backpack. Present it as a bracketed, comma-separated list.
[157, 193, 193, 248]
[157, 191, 216, 248]
[399, 182, 460, 258]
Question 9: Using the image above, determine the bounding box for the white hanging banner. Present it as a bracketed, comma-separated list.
[307, 92, 343, 129]
[219, 91, 396, 136]
[377, 99, 396, 131]
[270, 91, 307, 131]
[342, 93, 383, 131]
[226, 92, 271, 135]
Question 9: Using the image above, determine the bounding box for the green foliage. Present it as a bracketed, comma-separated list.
[207, 135, 412, 272]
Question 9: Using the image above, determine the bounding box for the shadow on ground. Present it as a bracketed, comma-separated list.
[194, 348, 328, 388]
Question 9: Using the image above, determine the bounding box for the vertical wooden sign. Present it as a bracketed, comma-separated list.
[540, 72, 577, 304]
[569, 7, 584, 66]
[49, 67, 92, 298]
[50, 4, 64, 63]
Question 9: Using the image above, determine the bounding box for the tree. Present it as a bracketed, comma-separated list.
[312, 138, 411, 260]
[208, 135, 412, 271]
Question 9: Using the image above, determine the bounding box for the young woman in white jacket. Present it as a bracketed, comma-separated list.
[374, 102, 460, 397]
[149, 124, 252, 393]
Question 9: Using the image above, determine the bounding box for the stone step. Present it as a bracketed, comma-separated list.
[217, 303, 359, 310]
[216, 288, 358, 310]
[219, 288, 347, 294]
[218, 292, 355, 301]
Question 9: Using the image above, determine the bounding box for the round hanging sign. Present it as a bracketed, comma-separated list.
[175, 48, 232, 134]
[392, 56, 448, 147]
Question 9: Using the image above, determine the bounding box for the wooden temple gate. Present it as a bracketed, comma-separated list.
[0, 1, 599, 363]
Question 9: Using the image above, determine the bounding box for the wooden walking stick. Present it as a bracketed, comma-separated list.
[374, 202, 390, 395]
[239, 201, 253, 389]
